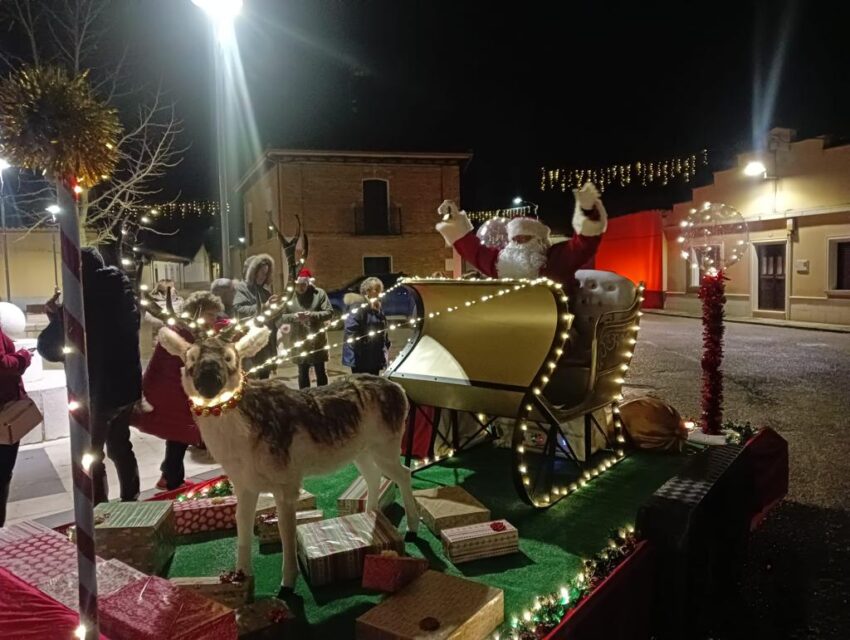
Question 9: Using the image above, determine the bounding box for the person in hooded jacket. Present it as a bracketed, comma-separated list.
[233, 254, 278, 379]
[38, 247, 142, 504]
[342, 276, 391, 375]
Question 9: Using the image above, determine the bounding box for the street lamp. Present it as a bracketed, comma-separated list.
[511, 196, 539, 217]
[46, 204, 62, 215]
[743, 160, 767, 178]
[192, 0, 243, 278]
[0, 158, 11, 302]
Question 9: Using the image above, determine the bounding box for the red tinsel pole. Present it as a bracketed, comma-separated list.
[698, 269, 727, 434]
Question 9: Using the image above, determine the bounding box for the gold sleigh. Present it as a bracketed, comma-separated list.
[386, 272, 644, 508]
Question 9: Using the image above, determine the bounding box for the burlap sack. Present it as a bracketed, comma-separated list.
[619, 396, 688, 452]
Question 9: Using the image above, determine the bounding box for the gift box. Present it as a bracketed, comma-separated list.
[413, 486, 490, 535]
[338, 476, 396, 516]
[173, 495, 238, 535]
[100, 576, 237, 640]
[0, 531, 86, 585]
[440, 519, 519, 564]
[94, 500, 175, 574]
[255, 509, 325, 545]
[355, 570, 503, 640]
[171, 570, 255, 609]
[37, 558, 145, 610]
[362, 551, 429, 593]
[235, 597, 294, 639]
[296, 511, 404, 587]
[0, 519, 66, 545]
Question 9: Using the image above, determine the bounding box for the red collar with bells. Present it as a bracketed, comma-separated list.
[189, 379, 245, 417]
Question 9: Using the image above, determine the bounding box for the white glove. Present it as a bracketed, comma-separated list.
[573, 182, 600, 210]
[435, 200, 473, 246]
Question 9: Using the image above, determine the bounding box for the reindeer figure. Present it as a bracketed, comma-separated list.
[156, 322, 420, 592]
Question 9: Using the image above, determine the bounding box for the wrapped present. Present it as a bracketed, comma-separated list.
[173, 495, 238, 535]
[100, 576, 237, 640]
[0, 531, 87, 585]
[0, 519, 66, 545]
[413, 486, 490, 535]
[235, 597, 293, 639]
[296, 511, 404, 587]
[37, 559, 145, 610]
[355, 570, 503, 640]
[256, 509, 324, 545]
[257, 489, 316, 511]
[337, 476, 396, 516]
[362, 551, 429, 593]
[171, 570, 255, 609]
[94, 500, 175, 575]
[440, 519, 519, 564]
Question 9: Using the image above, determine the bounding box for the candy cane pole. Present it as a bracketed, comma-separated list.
[57, 181, 98, 640]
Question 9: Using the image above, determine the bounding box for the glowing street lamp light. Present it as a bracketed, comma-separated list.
[743, 160, 767, 178]
[46, 204, 62, 215]
[512, 196, 523, 206]
[192, 0, 242, 40]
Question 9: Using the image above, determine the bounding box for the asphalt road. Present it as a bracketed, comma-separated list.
[628, 315, 850, 640]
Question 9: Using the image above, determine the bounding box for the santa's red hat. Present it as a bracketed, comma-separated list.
[506, 217, 550, 242]
[297, 268, 314, 281]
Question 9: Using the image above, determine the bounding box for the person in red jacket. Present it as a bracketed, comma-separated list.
[0, 321, 32, 526]
[133, 291, 225, 491]
[435, 182, 607, 291]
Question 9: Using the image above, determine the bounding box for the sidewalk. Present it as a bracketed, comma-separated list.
[644, 308, 850, 333]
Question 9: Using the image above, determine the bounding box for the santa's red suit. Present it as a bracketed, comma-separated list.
[436, 183, 607, 292]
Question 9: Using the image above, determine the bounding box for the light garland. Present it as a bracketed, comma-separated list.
[494, 525, 638, 640]
[467, 205, 534, 224]
[540, 149, 708, 193]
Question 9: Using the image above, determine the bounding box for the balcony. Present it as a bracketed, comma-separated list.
[354, 204, 402, 236]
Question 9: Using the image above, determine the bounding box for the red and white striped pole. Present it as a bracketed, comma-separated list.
[57, 180, 99, 640]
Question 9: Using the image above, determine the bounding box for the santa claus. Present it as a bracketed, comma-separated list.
[436, 183, 607, 291]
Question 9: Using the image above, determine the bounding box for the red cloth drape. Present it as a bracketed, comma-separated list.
[594, 211, 665, 308]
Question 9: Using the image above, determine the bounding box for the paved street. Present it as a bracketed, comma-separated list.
[628, 314, 850, 639]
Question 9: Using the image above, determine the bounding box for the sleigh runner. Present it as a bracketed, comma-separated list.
[387, 271, 644, 508]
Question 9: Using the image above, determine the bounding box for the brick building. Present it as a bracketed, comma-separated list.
[236, 149, 471, 292]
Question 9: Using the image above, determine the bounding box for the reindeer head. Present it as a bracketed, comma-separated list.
[158, 326, 270, 400]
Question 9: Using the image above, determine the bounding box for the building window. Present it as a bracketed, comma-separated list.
[828, 238, 850, 291]
[355, 179, 401, 235]
[363, 256, 392, 275]
[248, 222, 254, 245]
[686, 245, 721, 290]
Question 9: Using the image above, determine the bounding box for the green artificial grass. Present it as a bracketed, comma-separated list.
[168, 446, 686, 638]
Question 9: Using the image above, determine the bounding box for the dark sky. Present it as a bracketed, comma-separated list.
[12, 0, 850, 229]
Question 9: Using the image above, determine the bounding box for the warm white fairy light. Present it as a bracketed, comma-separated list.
[80, 452, 95, 472]
[68, 400, 80, 411]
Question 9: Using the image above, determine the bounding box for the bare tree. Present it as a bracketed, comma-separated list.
[1, 0, 184, 260]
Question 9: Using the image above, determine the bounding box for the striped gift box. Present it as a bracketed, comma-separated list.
[255, 509, 325, 545]
[296, 512, 403, 587]
[94, 501, 175, 574]
[440, 519, 519, 564]
[37, 559, 145, 611]
[337, 476, 396, 516]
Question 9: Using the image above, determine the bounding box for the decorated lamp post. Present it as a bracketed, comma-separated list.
[680, 203, 749, 435]
[0, 66, 121, 640]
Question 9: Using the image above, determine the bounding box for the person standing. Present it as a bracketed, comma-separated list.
[342, 276, 391, 375]
[38, 247, 142, 504]
[134, 292, 225, 491]
[211, 278, 237, 318]
[233, 254, 278, 379]
[279, 269, 333, 389]
[0, 308, 33, 526]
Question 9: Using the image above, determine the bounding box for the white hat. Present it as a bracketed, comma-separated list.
[506, 217, 550, 242]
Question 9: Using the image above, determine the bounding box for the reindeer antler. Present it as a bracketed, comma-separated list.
[266, 211, 308, 283]
[140, 288, 207, 341]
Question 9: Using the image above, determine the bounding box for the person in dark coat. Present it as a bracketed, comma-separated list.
[38, 246, 142, 504]
[342, 276, 391, 375]
[279, 269, 333, 389]
[134, 292, 227, 491]
[0, 310, 33, 526]
[233, 254, 278, 379]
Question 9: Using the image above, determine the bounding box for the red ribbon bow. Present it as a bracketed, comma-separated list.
[489, 521, 507, 532]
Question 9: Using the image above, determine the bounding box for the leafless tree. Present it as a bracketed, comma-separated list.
[1, 0, 185, 256]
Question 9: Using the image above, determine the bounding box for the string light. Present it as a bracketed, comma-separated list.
[540, 149, 709, 193]
[80, 453, 95, 472]
[466, 205, 534, 224]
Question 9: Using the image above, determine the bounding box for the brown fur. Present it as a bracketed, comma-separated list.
[239, 374, 408, 463]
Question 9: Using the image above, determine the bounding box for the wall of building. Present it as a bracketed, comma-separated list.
[0, 229, 61, 309]
[663, 130, 850, 325]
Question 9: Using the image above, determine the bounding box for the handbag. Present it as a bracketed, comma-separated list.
[0, 397, 44, 445]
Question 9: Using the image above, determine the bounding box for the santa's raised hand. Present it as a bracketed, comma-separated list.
[436, 199, 473, 245]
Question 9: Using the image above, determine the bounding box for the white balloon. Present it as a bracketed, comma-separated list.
[476, 217, 509, 249]
[0, 302, 27, 338]
[680, 202, 750, 273]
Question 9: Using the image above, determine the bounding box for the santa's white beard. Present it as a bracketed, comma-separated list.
[496, 238, 548, 279]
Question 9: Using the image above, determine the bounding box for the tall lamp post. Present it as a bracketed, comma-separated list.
[192, 0, 242, 278]
[0, 158, 11, 302]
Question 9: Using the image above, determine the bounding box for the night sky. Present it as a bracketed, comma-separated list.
[8, 0, 850, 230]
